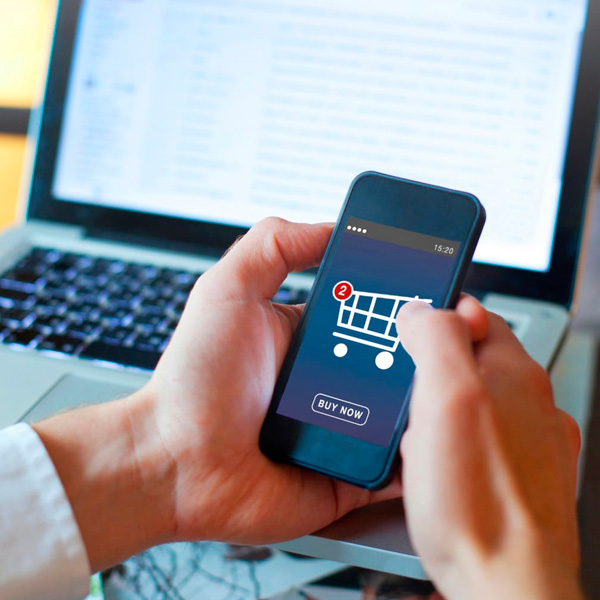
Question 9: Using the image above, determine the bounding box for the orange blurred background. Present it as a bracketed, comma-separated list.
[0, 0, 54, 228]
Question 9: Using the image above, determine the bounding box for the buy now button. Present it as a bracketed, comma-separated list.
[311, 393, 370, 427]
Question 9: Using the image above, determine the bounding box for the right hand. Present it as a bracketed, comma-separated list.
[396, 300, 583, 600]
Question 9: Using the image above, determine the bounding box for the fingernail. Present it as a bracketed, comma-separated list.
[398, 300, 433, 320]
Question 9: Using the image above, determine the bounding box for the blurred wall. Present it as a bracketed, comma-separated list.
[0, 0, 54, 228]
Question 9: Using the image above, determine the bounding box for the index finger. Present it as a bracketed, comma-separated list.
[396, 301, 483, 414]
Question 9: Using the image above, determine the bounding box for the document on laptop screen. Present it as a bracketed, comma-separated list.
[52, 0, 587, 272]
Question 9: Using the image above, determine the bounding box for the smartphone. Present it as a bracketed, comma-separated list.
[260, 172, 485, 489]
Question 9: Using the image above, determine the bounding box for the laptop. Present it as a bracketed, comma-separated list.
[0, 0, 598, 579]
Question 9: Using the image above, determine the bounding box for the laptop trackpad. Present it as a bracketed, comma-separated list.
[21, 374, 138, 424]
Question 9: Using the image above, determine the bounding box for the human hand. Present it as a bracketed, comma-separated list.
[35, 218, 403, 572]
[396, 301, 582, 600]
[139, 218, 405, 546]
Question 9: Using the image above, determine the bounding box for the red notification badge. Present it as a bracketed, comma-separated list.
[333, 281, 354, 301]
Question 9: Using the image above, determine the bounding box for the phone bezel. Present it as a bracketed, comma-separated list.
[259, 172, 485, 489]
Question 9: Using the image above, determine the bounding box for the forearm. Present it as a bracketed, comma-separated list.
[32, 389, 176, 573]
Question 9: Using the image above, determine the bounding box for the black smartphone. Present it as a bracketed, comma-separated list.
[260, 172, 486, 489]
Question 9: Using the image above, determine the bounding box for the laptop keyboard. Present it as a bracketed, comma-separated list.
[0, 248, 309, 371]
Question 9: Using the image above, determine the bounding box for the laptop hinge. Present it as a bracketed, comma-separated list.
[25, 220, 86, 240]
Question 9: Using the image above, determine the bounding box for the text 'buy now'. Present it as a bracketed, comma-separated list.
[311, 393, 370, 426]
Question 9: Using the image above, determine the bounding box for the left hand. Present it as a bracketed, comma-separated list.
[35, 218, 402, 572]
[142, 218, 403, 545]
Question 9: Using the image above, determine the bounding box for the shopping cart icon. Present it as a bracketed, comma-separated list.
[332, 281, 432, 370]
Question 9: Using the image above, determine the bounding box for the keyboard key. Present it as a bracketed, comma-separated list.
[158, 285, 176, 300]
[108, 308, 133, 321]
[104, 280, 124, 295]
[71, 293, 105, 306]
[134, 333, 168, 352]
[140, 266, 159, 280]
[54, 252, 85, 270]
[100, 327, 134, 345]
[86, 258, 113, 274]
[123, 263, 147, 277]
[0, 307, 34, 327]
[81, 342, 161, 370]
[117, 290, 142, 304]
[70, 297, 105, 313]
[107, 261, 126, 274]
[134, 312, 164, 328]
[0, 286, 32, 303]
[40, 286, 74, 301]
[4, 328, 39, 346]
[1, 270, 41, 286]
[38, 334, 84, 354]
[67, 322, 98, 338]
[272, 288, 292, 303]
[156, 319, 175, 335]
[174, 271, 197, 287]
[35, 302, 66, 317]
[34, 315, 65, 331]
[74, 255, 94, 272]
[140, 287, 160, 301]
[72, 274, 101, 291]
[30, 248, 54, 263]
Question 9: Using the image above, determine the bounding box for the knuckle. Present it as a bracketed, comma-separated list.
[399, 430, 413, 458]
[527, 361, 554, 402]
[439, 379, 489, 421]
[253, 216, 288, 235]
[488, 311, 520, 338]
[488, 311, 510, 330]
[496, 353, 553, 405]
[560, 411, 582, 454]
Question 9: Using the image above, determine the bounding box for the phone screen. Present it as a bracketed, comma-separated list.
[275, 217, 460, 447]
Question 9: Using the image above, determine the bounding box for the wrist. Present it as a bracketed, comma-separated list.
[33, 387, 177, 572]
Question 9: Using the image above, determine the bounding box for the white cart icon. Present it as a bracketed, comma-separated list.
[332, 281, 432, 370]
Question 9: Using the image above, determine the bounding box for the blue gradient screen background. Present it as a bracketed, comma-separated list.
[277, 228, 457, 447]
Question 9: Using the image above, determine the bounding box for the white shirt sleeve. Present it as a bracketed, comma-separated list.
[0, 423, 91, 600]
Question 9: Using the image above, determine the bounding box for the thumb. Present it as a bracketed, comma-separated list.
[213, 217, 333, 301]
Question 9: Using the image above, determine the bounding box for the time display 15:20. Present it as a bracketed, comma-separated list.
[434, 244, 455, 255]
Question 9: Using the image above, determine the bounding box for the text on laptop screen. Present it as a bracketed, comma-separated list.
[52, 0, 588, 272]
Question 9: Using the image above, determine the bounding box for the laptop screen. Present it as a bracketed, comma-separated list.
[50, 0, 588, 273]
